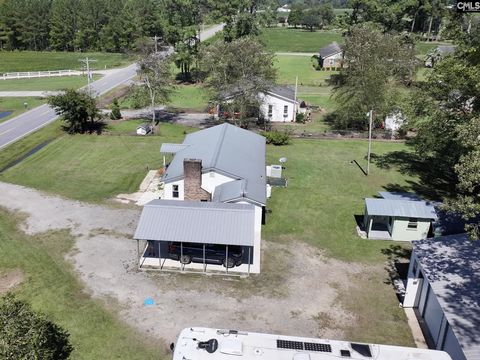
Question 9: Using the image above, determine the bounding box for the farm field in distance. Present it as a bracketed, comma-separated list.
[0, 51, 135, 73]
[259, 28, 343, 52]
[0, 75, 100, 91]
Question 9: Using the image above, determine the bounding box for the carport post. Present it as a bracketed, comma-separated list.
[136, 240, 140, 267]
[180, 242, 184, 271]
[226, 245, 229, 274]
[248, 247, 251, 275]
[158, 241, 161, 269]
[203, 244, 206, 272]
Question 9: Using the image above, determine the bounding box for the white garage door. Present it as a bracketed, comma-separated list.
[423, 286, 444, 346]
[443, 324, 466, 360]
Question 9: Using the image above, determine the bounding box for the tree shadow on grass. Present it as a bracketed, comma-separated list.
[370, 150, 457, 201]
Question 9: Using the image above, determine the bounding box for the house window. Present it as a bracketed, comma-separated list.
[407, 218, 418, 229]
[283, 105, 288, 117]
[268, 105, 273, 118]
[172, 184, 179, 198]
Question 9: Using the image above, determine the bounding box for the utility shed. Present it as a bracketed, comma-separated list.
[403, 234, 480, 360]
[134, 200, 261, 274]
[318, 42, 343, 69]
[363, 193, 438, 241]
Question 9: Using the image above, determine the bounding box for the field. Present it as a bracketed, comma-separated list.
[0, 75, 99, 91]
[414, 41, 453, 56]
[0, 51, 134, 73]
[167, 85, 209, 112]
[259, 28, 343, 52]
[0, 97, 46, 123]
[275, 54, 336, 86]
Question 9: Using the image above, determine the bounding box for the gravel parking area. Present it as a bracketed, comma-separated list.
[0, 181, 369, 344]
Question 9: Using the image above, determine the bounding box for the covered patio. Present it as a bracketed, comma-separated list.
[134, 200, 261, 275]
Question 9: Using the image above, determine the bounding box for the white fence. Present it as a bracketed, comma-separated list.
[1, 69, 84, 80]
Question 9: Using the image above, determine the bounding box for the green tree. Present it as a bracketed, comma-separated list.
[410, 25, 480, 238]
[75, 0, 108, 51]
[49, 0, 79, 51]
[288, 6, 304, 28]
[200, 37, 277, 126]
[137, 52, 173, 124]
[48, 89, 104, 134]
[0, 294, 73, 359]
[332, 25, 415, 129]
[110, 98, 122, 120]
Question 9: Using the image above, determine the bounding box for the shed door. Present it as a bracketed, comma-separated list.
[423, 287, 444, 346]
[442, 323, 466, 360]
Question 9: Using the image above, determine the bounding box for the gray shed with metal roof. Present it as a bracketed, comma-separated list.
[365, 198, 438, 220]
[404, 234, 480, 360]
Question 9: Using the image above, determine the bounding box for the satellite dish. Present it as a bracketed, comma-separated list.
[279, 157, 287, 163]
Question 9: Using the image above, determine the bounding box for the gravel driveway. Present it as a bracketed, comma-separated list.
[0, 181, 367, 345]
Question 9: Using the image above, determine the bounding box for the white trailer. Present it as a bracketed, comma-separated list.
[172, 327, 453, 360]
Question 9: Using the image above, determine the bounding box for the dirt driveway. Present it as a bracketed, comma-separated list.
[0, 181, 368, 344]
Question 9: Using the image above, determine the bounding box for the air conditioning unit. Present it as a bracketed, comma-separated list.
[270, 165, 282, 178]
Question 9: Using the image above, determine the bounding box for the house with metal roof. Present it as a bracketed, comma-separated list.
[218, 85, 301, 123]
[134, 123, 266, 274]
[425, 45, 456, 67]
[318, 42, 343, 69]
[403, 234, 480, 360]
[363, 192, 438, 241]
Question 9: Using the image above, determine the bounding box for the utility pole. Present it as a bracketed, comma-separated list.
[294, 75, 298, 120]
[367, 110, 373, 175]
[79, 57, 97, 95]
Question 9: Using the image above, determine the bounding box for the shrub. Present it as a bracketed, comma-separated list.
[296, 113, 305, 123]
[261, 130, 291, 146]
[110, 98, 122, 120]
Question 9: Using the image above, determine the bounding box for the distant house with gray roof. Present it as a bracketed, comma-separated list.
[134, 123, 266, 274]
[318, 42, 343, 69]
[363, 192, 438, 241]
[403, 234, 480, 360]
[425, 45, 457, 67]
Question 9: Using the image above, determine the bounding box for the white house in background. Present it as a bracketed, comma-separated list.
[173, 327, 453, 360]
[425, 45, 457, 67]
[384, 111, 405, 133]
[363, 192, 438, 241]
[218, 86, 300, 123]
[403, 234, 479, 360]
[134, 123, 266, 274]
[277, 4, 290, 12]
[136, 123, 153, 136]
[318, 42, 343, 69]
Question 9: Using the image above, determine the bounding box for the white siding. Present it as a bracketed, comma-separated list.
[202, 171, 235, 195]
[391, 217, 431, 241]
[322, 53, 342, 67]
[258, 93, 296, 122]
[163, 179, 185, 200]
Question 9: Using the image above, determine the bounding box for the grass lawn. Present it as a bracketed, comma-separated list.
[260, 28, 343, 53]
[0, 210, 163, 359]
[0, 122, 193, 202]
[414, 41, 453, 56]
[0, 75, 100, 91]
[167, 85, 209, 112]
[276, 55, 337, 86]
[0, 51, 135, 73]
[0, 97, 45, 123]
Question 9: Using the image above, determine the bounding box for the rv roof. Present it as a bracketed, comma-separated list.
[173, 328, 453, 360]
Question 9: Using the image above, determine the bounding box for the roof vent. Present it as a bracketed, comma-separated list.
[198, 339, 218, 353]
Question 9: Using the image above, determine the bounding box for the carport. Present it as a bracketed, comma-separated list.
[133, 199, 260, 275]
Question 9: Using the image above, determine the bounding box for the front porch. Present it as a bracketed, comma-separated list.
[364, 215, 393, 240]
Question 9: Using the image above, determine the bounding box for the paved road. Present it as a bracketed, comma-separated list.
[0, 24, 224, 150]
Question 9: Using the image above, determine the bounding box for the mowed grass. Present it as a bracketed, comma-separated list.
[276, 55, 337, 86]
[0, 75, 99, 91]
[0, 122, 193, 202]
[0, 210, 164, 359]
[0, 97, 46, 123]
[260, 28, 343, 52]
[0, 51, 134, 72]
[415, 41, 453, 56]
[167, 85, 209, 112]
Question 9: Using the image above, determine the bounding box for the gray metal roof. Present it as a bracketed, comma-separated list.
[436, 45, 456, 56]
[379, 191, 422, 201]
[268, 86, 296, 102]
[365, 198, 438, 220]
[134, 200, 256, 246]
[212, 179, 247, 203]
[160, 143, 190, 154]
[162, 123, 266, 205]
[319, 42, 342, 59]
[413, 234, 480, 360]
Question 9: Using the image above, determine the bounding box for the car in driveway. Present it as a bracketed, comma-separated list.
[168, 242, 243, 268]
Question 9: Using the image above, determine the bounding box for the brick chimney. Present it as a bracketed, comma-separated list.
[183, 159, 211, 201]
